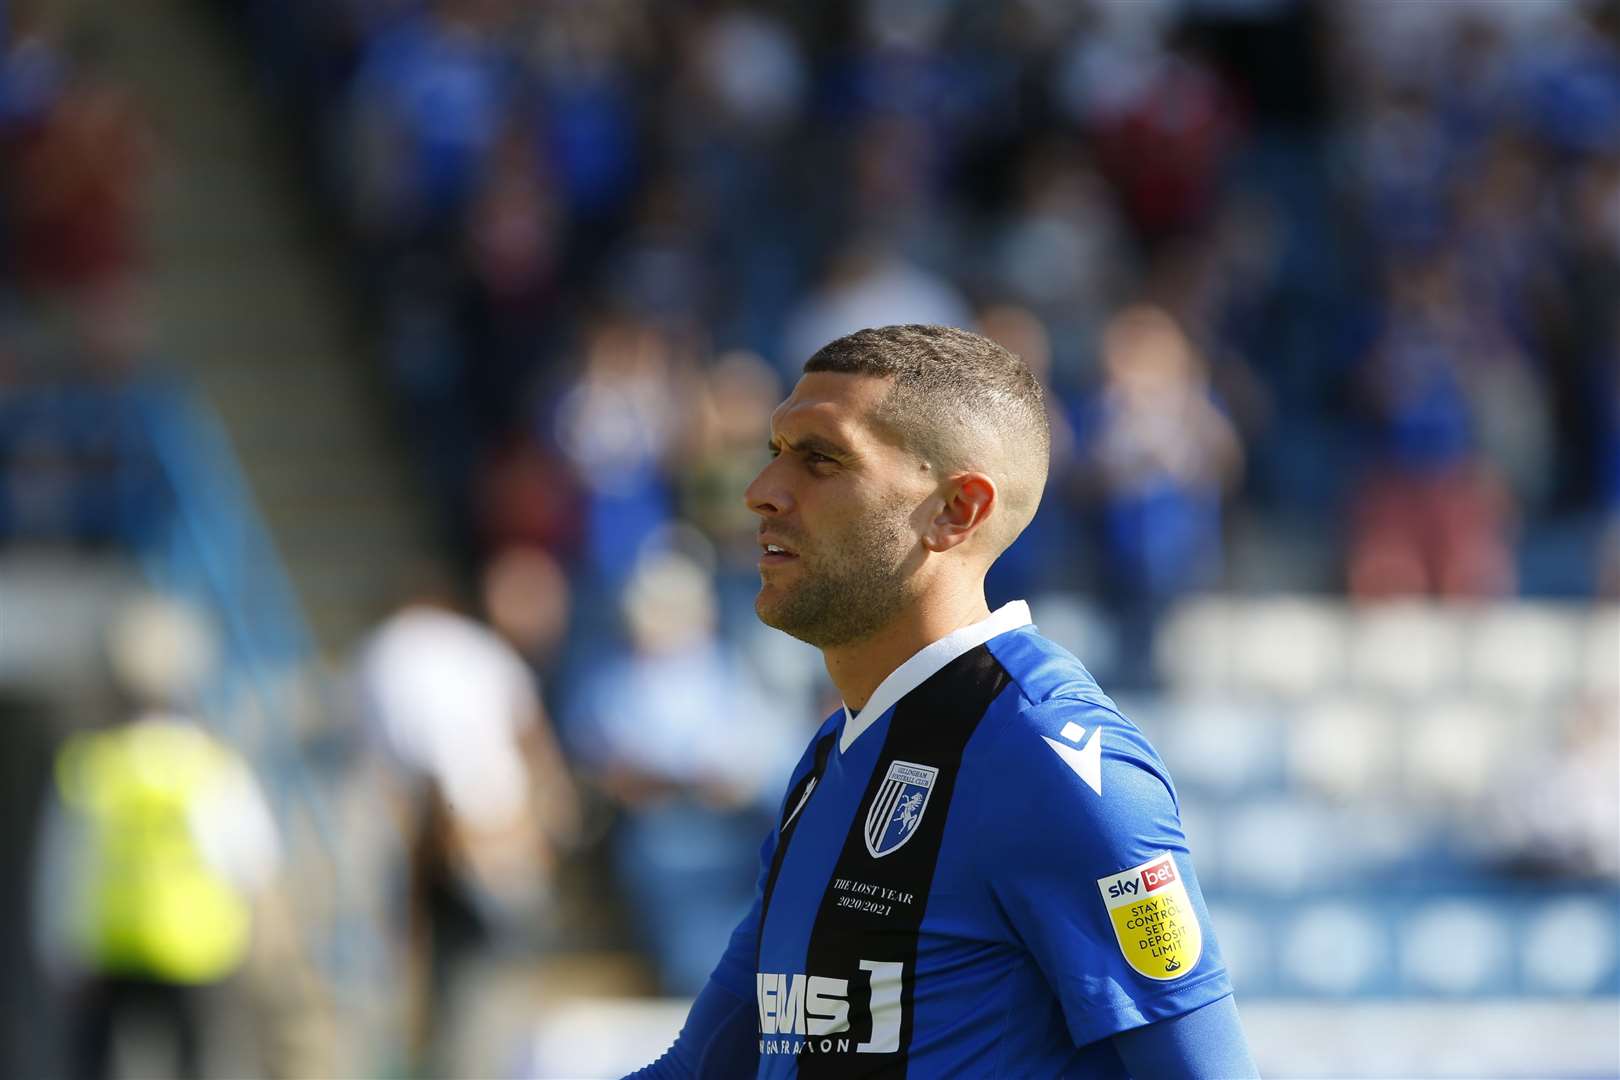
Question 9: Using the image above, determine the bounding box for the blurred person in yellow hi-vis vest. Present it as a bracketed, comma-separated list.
[37, 595, 281, 1080]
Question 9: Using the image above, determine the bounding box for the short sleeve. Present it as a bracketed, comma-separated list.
[977, 697, 1233, 1049]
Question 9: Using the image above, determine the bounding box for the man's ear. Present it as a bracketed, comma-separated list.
[923, 473, 996, 553]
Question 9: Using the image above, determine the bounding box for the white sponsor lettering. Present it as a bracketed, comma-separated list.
[756, 961, 906, 1051]
[858, 959, 904, 1054]
[756, 972, 777, 1033]
[757, 973, 850, 1036]
[807, 977, 849, 1036]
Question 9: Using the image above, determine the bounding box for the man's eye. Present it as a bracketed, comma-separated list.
[807, 452, 834, 465]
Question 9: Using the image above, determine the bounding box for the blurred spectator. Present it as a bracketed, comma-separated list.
[522, 0, 647, 231]
[345, 0, 517, 253]
[563, 549, 806, 994]
[779, 238, 972, 379]
[1080, 304, 1242, 684]
[986, 138, 1134, 390]
[1351, 80, 1455, 254]
[673, 349, 779, 574]
[680, 7, 807, 141]
[474, 430, 585, 561]
[1137, 205, 1276, 461]
[352, 572, 579, 1077]
[1348, 250, 1520, 600]
[600, 169, 716, 343]
[7, 28, 153, 368]
[36, 596, 282, 1080]
[551, 314, 688, 586]
[464, 125, 563, 314]
[978, 303, 1085, 604]
[479, 543, 573, 674]
[460, 124, 566, 425]
[1061, 21, 1243, 244]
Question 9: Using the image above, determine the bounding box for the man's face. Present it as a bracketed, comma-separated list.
[744, 372, 932, 648]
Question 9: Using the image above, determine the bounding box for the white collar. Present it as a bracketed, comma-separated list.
[839, 600, 1032, 753]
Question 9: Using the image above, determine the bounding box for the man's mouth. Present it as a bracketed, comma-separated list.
[760, 539, 799, 565]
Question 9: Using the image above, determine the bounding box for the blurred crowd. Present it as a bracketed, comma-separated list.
[212, 0, 1620, 615]
[5, 0, 1618, 641]
[2, 0, 1619, 1076]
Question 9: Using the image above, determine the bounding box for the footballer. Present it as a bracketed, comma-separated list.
[628, 325, 1257, 1078]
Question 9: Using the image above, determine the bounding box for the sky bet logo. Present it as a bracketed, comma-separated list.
[756, 960, 905, 1055]
[1106, 857, 1177, 900]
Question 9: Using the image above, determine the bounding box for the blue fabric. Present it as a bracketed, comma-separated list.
[1112, 993, 1259, 1079]
[735, 623, 1234, 1074]
[634, 986, 1258, 1079]
[1376, 326, 1475, 471]
[630, 620, 1249, 1075]
[584, 468, 672, 586]
[1103, 479, 1223, 599]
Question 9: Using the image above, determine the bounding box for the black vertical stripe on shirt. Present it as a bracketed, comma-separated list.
[756, 728, 839, 974]
[798, 645, 1013, 1078]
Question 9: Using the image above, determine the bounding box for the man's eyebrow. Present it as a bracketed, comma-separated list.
[769, 432, 855, 459]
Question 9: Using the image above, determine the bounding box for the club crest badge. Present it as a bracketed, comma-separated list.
[864, 760, 939, 858]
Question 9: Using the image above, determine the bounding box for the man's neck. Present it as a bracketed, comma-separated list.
[824, 585, 992, 713]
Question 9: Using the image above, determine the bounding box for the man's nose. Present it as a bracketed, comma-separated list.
[744, 457, 792, 518]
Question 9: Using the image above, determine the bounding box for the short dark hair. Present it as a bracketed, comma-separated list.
[804, 324, 1050, 549]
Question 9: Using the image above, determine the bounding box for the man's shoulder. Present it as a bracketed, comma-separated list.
[982, 625, 1141, 741]
[974, 626, 1174, 812]
[984, 623, 1107, 707]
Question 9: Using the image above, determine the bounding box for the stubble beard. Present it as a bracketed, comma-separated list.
[755, 505, 915, 649]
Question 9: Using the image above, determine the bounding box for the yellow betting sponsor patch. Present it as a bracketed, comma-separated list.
[1096, 853, 1203, 981]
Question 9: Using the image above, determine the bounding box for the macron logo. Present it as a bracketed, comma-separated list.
[1041, 720, 1102, 796]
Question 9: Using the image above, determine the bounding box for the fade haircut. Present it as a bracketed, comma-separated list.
[804, 324, 1051, 556]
